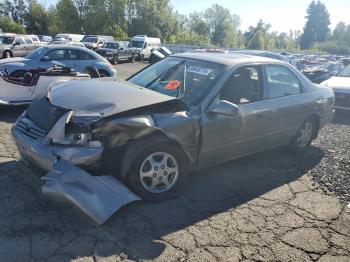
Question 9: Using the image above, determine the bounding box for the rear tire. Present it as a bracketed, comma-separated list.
[290, 118, 316, 152]
[98, 69, 110, 77]
[126, 143, 189, 202]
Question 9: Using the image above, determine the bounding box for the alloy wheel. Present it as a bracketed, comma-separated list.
[139, 152, 179, 194]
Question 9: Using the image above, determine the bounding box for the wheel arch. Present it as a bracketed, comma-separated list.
[3, 49, 13, 57]
[119, 131, 193, 182]
[308, 114, 321, 139]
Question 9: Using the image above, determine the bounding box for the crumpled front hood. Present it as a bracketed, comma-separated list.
[48, 78, 178, 117]
[322, 76, 350, 94]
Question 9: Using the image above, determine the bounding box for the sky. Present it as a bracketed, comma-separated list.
[42, 0, 350, 33]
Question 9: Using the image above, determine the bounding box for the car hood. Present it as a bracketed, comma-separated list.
[47, 78, 179, 117]
[322, 76, 350, 94]
[0, 57, 28, 65]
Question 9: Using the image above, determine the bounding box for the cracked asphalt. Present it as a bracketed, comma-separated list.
[0, 62, 349, 262]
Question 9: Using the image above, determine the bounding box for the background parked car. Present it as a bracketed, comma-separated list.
[301, 62, 344, 84]
[321, 65, 350, 111]
[48, 40, 86, 48]
[81, 35, 114, 50]
[53, 33, 84, 42]
[95, 41, 135, 64]
[232, 50, 289, 62]
[37, 35, 53, 43]
[129, 35, 161, 61]
[0, 45, 116, 78]
[0, 34, 38, 58]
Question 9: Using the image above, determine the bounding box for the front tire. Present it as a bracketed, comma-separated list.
[126, 143, 189, 201]
[112, 55, 119, 65]
[2, 51, 11, 59]
[130, 53, 136, 63]
[290, 118, 316, 151]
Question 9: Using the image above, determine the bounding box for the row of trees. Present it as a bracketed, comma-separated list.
[0, 0, 350, 54]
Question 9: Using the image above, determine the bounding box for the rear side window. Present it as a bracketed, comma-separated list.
[263, 65, 301, 99]
[79, 51, 95, 60]
[24, 37, 33, 44]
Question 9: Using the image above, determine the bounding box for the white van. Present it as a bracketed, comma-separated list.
[129, 35, 161, 61]
[54, 34, 85, 43]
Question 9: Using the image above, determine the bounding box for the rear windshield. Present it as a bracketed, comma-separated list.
[130, 41, 144, 48]
[104, 43, 119, 49]
[128, 57, 225, 106]
[0, 36, 14, 45]
[337, 65, 350, 77]
[83, 37, 98, 43]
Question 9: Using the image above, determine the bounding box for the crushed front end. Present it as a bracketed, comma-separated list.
[11, 97, 140, 225]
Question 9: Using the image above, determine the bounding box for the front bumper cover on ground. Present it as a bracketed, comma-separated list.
[12, 125, 141, 225]
[42, 161, 140, 225]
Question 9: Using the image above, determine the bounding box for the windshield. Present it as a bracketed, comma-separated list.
[130, 40, 144, 48]
[129, 57, 225, 105]
[0, 36, 15, 45]
[337, 65, 350, 77]
[83, 37, 98, 43]
[104, 43, 119, 49]
[25, 47, 48, 59]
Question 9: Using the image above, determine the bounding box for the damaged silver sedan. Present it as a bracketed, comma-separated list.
[12, 52, 335, 225]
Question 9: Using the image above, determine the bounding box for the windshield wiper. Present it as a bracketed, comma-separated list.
[145, 60, 186, 89]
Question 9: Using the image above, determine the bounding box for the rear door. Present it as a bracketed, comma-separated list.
[258, 64, 311, 147]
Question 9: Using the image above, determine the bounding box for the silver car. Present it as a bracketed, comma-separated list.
[0, 34, 38, 58]
[12, 52, 335, 224]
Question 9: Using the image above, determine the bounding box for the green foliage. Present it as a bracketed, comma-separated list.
[26, 0, 48, 34]
[0, 0, 349, 56]
[300, 0, 330, 49]
[56, 0, 81, 33]
[0, 16, 26, 33]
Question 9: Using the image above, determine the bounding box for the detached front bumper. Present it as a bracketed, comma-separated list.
[11, 119, 140, 225]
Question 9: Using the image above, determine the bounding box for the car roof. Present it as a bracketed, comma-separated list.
[42, 44, 88, 50]
[172, 52, 283, 66]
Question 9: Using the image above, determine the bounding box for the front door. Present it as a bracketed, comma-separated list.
[199, 65, 270, 166]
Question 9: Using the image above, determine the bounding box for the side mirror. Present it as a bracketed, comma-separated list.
[119, 47, 124, 51]
[13, 42, 20, 46]
[208, 100, 239, 116]
[41, 56, 50, 61]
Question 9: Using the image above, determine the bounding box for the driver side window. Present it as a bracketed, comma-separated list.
[220, 66, 262, 105]
[46, 49, 65, 60]
[15, 38, 25, 45]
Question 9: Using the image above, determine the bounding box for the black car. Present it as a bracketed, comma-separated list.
[95, 41, 136, 64]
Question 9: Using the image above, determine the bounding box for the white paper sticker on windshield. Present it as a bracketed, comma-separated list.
[187, 66, 212, 76]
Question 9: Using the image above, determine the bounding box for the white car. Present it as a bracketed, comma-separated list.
[0, 67, 90, 106]
[321, 65, 350, 111]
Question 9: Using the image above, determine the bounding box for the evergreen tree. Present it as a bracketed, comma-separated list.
[300, 0, 330, 49]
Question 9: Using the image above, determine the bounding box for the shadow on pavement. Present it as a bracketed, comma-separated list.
[0, 105, 26, 123]
[332, 110, 350, 126]
[0, 145, 325, 261]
